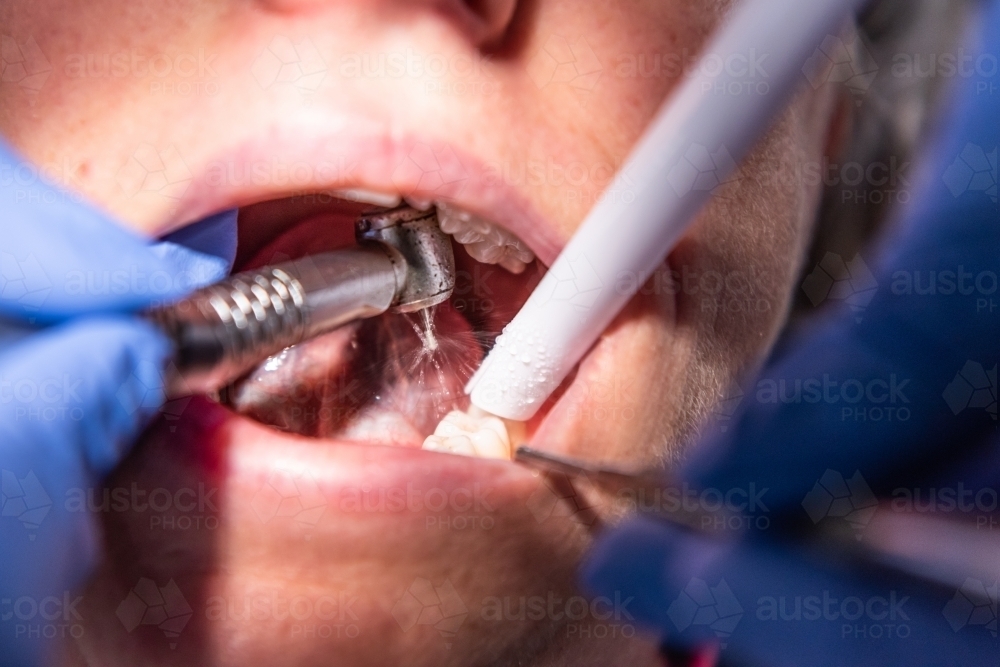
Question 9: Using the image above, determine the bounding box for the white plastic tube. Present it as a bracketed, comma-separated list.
[468, 0, 872, 420]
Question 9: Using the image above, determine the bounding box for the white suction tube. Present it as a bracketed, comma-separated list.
[467, 0, 873, 421]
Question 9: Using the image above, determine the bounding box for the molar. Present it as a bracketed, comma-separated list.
[422, 409, 512, 459]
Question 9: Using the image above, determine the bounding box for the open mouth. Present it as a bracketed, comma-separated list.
[217, 189, 548, 456]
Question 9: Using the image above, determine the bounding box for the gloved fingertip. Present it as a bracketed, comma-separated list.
[160, 208, 238, 272]
[150, 208, 239, 297]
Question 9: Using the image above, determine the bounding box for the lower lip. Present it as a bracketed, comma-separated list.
[165, 397, 540, 527]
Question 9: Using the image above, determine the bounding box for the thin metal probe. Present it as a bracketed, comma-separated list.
[514, 446, 1000, 603]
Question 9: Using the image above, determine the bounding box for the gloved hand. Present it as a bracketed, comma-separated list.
[0, 139, 237, 666]
[583, 2, 1000, 666]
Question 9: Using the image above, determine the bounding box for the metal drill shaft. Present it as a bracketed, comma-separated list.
[147, 245, 402, 398]
[148, 204, 456, 398]
[357, 206, 456, 312]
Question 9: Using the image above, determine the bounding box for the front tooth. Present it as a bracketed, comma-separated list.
[436, 202, 536, 274]
[422, 409, 512, 460]
[333, 188, 402, 208]
[404, 195, 434, 211]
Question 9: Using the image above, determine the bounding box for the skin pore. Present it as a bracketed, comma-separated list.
[0, 0, 844, 664]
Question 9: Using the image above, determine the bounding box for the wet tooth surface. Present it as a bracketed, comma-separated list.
[436, 202, 536, 274]
[421, 409, 512, 460]
[333, 188, 402, 208]
[404, 195, 434, 211]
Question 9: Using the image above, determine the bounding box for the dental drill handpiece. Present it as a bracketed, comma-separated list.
[145, 205, 456, 399]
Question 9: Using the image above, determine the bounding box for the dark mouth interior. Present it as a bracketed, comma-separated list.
[222, 193, 541, 447]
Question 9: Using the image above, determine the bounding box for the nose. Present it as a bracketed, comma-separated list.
[255, 0, 518, 48]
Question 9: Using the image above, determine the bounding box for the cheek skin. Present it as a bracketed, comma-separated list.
[537, 85, 839, 467]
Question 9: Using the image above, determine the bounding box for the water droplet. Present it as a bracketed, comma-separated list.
[420, 307, 439, 352]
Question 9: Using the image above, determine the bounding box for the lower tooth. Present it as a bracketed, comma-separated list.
[422, 409, 513, 460]
[499, 256, 528, 274]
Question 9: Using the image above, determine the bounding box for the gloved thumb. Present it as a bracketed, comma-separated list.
[0, 317, 171, 476]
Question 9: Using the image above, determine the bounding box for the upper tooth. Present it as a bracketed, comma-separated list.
[422, 409, 512, 459]
[333, 188, 402, 208]
[436, 202, 535, 274]
[404, 195, 434, 211]
[331, 194, 534, 273]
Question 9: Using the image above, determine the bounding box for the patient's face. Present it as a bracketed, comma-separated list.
[0, 0, 844, 664]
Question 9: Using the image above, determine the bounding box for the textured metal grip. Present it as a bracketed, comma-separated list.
[147, 267, 311, 397]
[148, 246, 401, 398]
[149, 205, 454, 399]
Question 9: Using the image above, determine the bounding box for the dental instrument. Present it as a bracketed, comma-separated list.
[466, 0, 874, 420]
[145, 205, 456, 398]
[514, 447, 1000, 605]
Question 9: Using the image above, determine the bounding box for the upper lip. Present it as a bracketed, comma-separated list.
[159, 114, 598, 459]
[162, 118, 563, 265]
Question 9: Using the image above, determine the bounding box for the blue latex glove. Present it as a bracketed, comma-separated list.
[0, 139, 237, 666]
[583, 2, 1000, 666]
